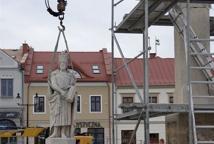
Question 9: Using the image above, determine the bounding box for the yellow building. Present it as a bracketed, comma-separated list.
[21, 44, 112, 144]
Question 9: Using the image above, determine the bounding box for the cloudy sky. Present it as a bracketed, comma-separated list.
[0, 1, 213, 58]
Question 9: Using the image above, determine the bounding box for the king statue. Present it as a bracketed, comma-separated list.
[47, 51, 77, 141]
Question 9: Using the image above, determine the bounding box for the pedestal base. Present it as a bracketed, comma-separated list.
[46, 137, 76, 144]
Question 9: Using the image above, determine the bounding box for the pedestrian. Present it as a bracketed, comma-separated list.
[159, 138, 165, 144]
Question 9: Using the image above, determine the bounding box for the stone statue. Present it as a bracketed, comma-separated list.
[48, 51, 77, 139]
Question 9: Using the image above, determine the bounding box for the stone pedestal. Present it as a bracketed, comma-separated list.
[46, 138, 76, 144]
[166, 113, 214, 144]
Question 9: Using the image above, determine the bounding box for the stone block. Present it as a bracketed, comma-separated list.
[46, 138, 76, 144]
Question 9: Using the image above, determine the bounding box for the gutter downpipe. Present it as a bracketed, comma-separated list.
[107, 82, 112, 144]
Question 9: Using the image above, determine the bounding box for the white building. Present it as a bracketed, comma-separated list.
[0, 48, 25, 144]
[114, 55, 175, 144]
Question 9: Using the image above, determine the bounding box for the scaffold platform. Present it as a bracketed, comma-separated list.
[115, 0, 214, 34]
[117, 103, 214, 120]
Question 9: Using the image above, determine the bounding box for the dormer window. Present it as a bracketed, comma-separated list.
[92, 65, 100, 74]
[36, 65, 44, 74]
[71, 70, 81, 79]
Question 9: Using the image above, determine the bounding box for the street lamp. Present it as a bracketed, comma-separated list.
[16, 93, 39, 144]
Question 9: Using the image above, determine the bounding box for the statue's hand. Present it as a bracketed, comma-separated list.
[60, 90, 66, 96]
[66, 97, 73, 103]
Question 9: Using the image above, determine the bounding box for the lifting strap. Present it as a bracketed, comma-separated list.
[48, 27, 73, 80]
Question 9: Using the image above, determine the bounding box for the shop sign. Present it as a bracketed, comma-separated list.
[0, 112, 19, 118]
[75, 122, 101, 128]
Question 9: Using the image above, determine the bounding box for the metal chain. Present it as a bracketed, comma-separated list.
[48, 27, 73, 82]
[59, 14, 65, 31]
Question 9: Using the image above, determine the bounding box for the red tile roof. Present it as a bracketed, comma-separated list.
[2, 43, 175, 86]
[24, 50, 111, 83]
[115, 57, 175, 86]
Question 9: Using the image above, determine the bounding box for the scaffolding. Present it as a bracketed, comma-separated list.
[111, 0, 214, 144]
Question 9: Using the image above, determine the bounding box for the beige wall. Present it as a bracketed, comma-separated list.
[23, 84, 49, 127]
[76, 85, 110, 128]
[24, 82, 110, 128]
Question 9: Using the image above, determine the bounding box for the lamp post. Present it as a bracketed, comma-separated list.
[16, 93, 39, 144]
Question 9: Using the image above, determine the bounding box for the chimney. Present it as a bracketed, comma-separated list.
[150, 53, 156, 58]
[100, 48, 107, 53]
[22, 43, 30, 55]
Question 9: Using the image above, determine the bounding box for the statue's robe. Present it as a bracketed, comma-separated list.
[48, 69, 76, 128]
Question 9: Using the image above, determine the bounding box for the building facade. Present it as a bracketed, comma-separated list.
[0, 48, 24, 144]
[114, 55, 175, 144]
[21, 45, 112, 144]
[1, 43, 179, 144]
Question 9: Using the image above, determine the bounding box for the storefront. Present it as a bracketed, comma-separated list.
[75, 121, 105, 144]
[0, 119, 17, 144]
[0, 111, 21, 144]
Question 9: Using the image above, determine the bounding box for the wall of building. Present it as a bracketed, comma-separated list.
[115, 86, 174, 143]
[0, 51, 23, 125]
[0, 50, 24, 144]
[0, 69, 23, 108]
[24, 82, 111, 143]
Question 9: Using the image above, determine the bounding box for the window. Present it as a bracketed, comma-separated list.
[88, 128, 104, 144]
[122, 97, 133, 104]
[121, 130, 136, 144]
[72, 70, 81, 79]
[34, 95, 45, 113]
[169, 96, 174, 103]
[122, 96, 134, 113]
[149, 93, 159, 103]
[150, 133, 159, 144]
[149, 96, 158, 103]
[36, 65, 44, 74]
[92, 65, 100, 74]
[77, 96, 81, 113]
[1, 79, 13, 98]
[74, 128, 81, 135]
[0, 119, 16, 130]
[90, 96, 101, 112]
[168, 93, 174, 104]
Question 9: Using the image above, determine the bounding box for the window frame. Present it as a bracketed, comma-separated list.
[1, 79, 13, 98]
[88, 128, 104, 144]
[168, 93, 174, 104]
[89, 95, 102, 113]
[92, 65, 101, 74]
[149, 93, 159, 104]
[150, 133, 159, 144]
[77, 95, 82, 113]
[33, 95, 46, 114]
[36, 65, 44, 74]
[121, 130, 136, 144]
[72, 70, 81, 79]
[121, 93, 135, 113]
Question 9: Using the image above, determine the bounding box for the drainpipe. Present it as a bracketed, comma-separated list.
[21, 67, 25, 128]
[107, 82, 111, 144]
[26, 82, 30, 144]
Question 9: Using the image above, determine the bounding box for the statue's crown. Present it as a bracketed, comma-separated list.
[59, 51, 69, 63]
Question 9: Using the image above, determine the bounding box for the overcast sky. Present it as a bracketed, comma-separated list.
[0, 1, 213, 58]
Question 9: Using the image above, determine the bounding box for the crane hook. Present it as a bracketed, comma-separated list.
[45, 0, 67, 30]
[59, 14, 65, 31]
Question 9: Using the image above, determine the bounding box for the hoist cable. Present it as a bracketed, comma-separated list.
[45, 0, 50, 9]
[48, 28, 62, 80]
[61, 29, 73, 69]
[48, 27, 74, 82]
[46, 0, 73, 80]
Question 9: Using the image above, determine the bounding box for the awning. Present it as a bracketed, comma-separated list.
[0, 130, 17, 137]
[0, 128, 45, 138]
[22, 128, 45, 137]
